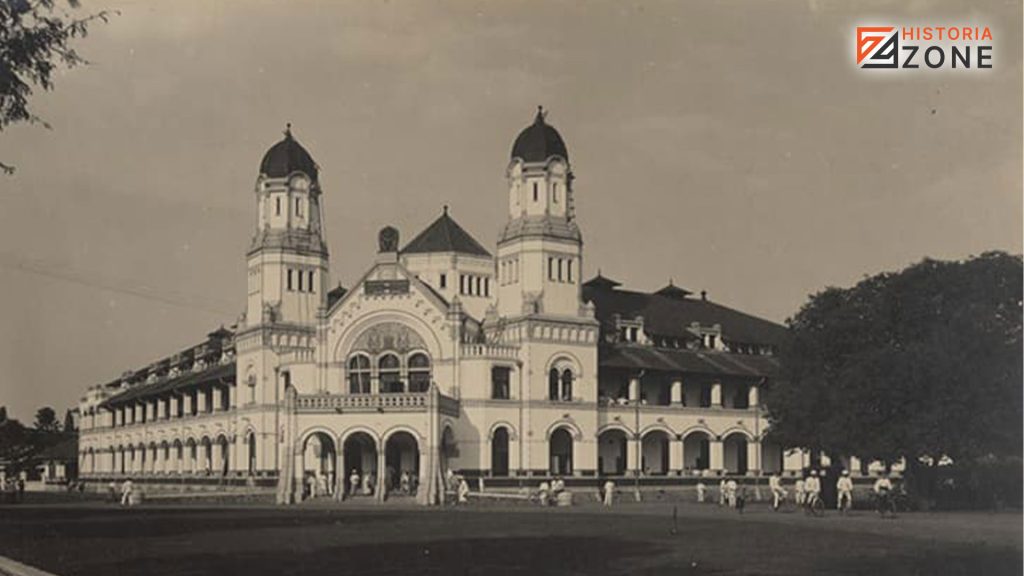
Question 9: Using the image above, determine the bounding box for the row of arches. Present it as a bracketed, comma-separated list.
[80, 432, 259, 477]
[298, 429, 434, 498]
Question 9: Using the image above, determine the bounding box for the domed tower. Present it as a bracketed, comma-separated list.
[496, 107, 584, 318]
[245, 125, 329, 329]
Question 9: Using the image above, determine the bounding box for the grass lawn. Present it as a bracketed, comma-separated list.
[0, 498, 1020, 576]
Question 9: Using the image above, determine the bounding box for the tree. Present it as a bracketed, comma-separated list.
[63, 408, 76, 433]
[0, 0, 114, 174]
[0, 405, 6, 423]
[765, 252, 1022, 478]
[34, 405, 59, 432]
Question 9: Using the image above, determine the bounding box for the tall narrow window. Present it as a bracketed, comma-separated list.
[295, 197, 302, 217]
[561, 369, 574, 401]
[308, 270, 314, 293]
[557, 259, 564, 282]
[379, 354, 402, 393]
[553, 183, 559, 203]
[548, 257, 554, 280]
[408, 353, 431, 393]
[533, 182, 538, 202]
[347, 356, 371, 394]
[439, 273, 447, 289]
[287, 269, 294, 291]
[296, 269, 303, 292]
[475, 276, 482, 296]
[459, 274, 466, 295]
[484, 277, 490, 297]
[567, 260, 573, 282]
[276, 197, 281, 216]
[491, 367, 511, 400]
[549, 368, 560, 401]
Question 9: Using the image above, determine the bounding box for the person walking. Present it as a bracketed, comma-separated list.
[696, 481, 707, 503]
[457, 477, 470, 504]
[718, 478, 727, 506]
[120, 478, 134, 506]
[602, 479, 615, 507]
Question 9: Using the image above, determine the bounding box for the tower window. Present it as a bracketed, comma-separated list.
[308, 270, 315, 293]
[475, 276, 482, 296]
[567, 260, 573, 282]
[287, 269, 293, 291]
[275, 197, 281, 216]
[295, 197, 302, 217]
[297, 269, 303, 292]
[484, 277, 490, 297]
[459, 274, 466, 295]
[440, 273, 447, 289]
[533, 182, 538, 202]
[557, 259, 564, 282]
[553, 183, 559, 203]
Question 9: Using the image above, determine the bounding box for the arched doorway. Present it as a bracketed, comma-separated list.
[683, 431, 711, 473]
[217, 435, 230, 476]
[186, 438, 198, 473]
[200, 437, 212, 474]
[384, 431, 419, 495]
[247, 432, 257, 475]
[549, 428, 573, 475]
[724, 433, 749, 475]
[491, 428, 510, 477]
[302, 432, 337, 497]
[598, 429, 628, 475]
[641, 430, 671, 475]
[343, 432, 378, 496]
[172, 440, 183, 473]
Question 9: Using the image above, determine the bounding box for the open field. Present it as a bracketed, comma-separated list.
[0, 498, 1020, 576]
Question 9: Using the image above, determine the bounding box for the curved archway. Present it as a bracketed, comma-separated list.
[683, 430, 712, 473]
[342, 431, 378, 496]
[549, 427, 574, 475]
[347, 354, 371, 394]
[491, 427, 510, 477]
[246, 432, 257, 475]
[200, 437, 213, 474]
[302, 431, 337, 498]
[216, 435, 230, 477]
[407, 352, 431, 393]
[641, 430, 671, 476]
[723, 432, 749, 475]
[384, 431, 419, 495]
[598, 428, 628, 476]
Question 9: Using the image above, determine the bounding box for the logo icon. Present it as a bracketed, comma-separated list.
[857, 26, 898, 68]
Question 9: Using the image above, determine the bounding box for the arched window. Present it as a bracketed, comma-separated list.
[348, 355, 371, 394]
[408, 353, 431, 393]
[560, 369, 574, 401]
[379, 353, 402, 393]
[549, 368, 560, 401]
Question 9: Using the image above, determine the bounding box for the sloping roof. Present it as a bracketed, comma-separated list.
[583, 283, 787, 346]
[583, 273, 622, 290]
[402, 208, 491, 257]
[259, 127, 318, 180]
[327, 284, 348, 309]
[654, 281, 693, 299]
[600, 345, 781, 379]
[101, 363, 235, 408]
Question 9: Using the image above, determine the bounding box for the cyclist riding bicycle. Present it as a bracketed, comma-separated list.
[804, 470, 823, 515]
[836, 470, 853, 513]
[769, 473, 787, 511]
[873, 474, 894, 516]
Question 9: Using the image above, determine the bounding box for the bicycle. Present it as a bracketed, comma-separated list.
[875, 491, 897, 518]
[804, 492, 825, 517]
[837, 492, 853, 515]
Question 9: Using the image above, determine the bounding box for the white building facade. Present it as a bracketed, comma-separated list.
[77, 111, 815, 504]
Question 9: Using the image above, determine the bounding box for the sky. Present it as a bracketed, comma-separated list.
[0, 0, 1020, 422]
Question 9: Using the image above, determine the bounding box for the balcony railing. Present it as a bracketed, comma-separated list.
[460, 343, 519, 359]
[296, 391, 460, 417]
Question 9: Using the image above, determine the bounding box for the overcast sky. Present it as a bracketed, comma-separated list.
[0, 0, 1020, 422]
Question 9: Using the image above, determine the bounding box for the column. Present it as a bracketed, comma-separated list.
[212, 441, 223, 476]
[668, 436, 684, 475]
[748, 384, 760, 408]
[184, 392, 194, 416]
[709, 438, 724, 474]
[197, 388, 208, 414]
[170, 396, 179, 419]
[212, 387, 223, 412]
[184, 444, 194, 473]
[710, 382, 722, 408]
[746, 440, 761, 475]
[628, 376, 640, 403]
[375, 447, 387, 502]
[626, 433, 640, 475]
[670, 378, 683, 405]
[146, 401, 155, 422]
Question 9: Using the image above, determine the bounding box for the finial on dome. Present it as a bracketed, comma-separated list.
[443, 204, 449, 215]
[535, 105, 546, 123]
[284, 123, 292, 139]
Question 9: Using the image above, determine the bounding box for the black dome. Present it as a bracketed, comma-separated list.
[511, 107, 568, 163]
[260, 126, 318, 180]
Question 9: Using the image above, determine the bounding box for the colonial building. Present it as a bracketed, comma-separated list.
[77, 109, 806, 504]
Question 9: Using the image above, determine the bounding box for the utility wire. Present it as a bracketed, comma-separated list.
[0, 251, 238, 316]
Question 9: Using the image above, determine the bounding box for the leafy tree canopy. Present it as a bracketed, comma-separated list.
[34, 405, 58, 432]
[1, 0, 113, 174]
[765, 251, 1022, 466]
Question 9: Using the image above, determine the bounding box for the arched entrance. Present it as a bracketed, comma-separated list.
[200, 437, 212, 474]
[246, 432, 257, 475]
[217, 435, 230, 476]
[598, 429, 628, 475]
[384, 431, 419, 495]
[683, 431, 711, 472]
[724, 433, 749, 475]
[186, 438, 197, 473]
[343, 432, 378, 496]
[549, 428, 573, 475]
[491, 428, 510, 477]
[302, 432, 337, 498]
[641, 430, 671, 475]
[172, 440, 183, 473]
